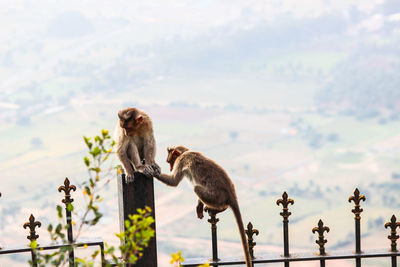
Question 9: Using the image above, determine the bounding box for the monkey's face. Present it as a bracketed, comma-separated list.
[118, 109, 143, 136]
[166, 146, 189, 171]
[166, 147, 180, 171]
[119, 118, 140, 136]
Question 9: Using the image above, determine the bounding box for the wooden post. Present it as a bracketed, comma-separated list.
[118, 171, 157, 267]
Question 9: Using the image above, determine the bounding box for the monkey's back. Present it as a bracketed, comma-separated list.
[180, 151, 236, 193]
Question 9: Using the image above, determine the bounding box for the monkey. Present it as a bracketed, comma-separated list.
[115, 107, 159, 182]
[149, 146, 252, 267]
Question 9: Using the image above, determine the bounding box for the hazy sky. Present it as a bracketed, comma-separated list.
[1, 0, 398, 101]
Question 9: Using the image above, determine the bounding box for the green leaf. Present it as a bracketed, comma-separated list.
[56, 205, 63, 218]
[91, 146, 101, 157]
[67, 203, 74, 212]
[101, 129, 109, 137]
[55, 224, 62, 234]
[84, 186, 91, 195]
[91, 250, 100, 259]
[83, 136, 93, 149]
[83, 156, 90, 167]
[30, 240, 38, 249]
[89, 167, 101, 173]
[59, 246, 69, 253]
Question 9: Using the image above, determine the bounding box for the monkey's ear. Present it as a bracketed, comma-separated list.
[118, 111, 123, 120]
[136, 115, 143, 123]
[172, 149, 181, 157]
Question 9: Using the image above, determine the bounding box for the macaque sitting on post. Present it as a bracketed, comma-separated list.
[149, 146, 252, 267]
[115, 107, 159, 182]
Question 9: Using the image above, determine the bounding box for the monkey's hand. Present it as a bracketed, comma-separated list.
[142, 165, 155, 178]
[149, 163, 161, 178]
[196, 200, 204, 219]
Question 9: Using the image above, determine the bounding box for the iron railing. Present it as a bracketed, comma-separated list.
[0, 178, 105, 267]
[182, 188, 400, 267]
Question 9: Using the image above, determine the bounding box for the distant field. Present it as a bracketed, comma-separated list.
[1, 87, 400, 266]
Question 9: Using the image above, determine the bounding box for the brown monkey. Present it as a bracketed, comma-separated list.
[115, 107, 158, 182]
[150, 146, 252, 267]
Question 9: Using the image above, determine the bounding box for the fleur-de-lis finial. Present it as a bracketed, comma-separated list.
[385, 215, 400, 252]
[23, 214, 41, 242]
[348, 188, 366, 219]
[245, 222, 259, 259]
[276, 192, 294, 222]
[312, 219, 330, 255]
[58, 178, 77, 205]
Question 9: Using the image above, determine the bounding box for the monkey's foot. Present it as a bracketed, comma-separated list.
[196, 201, 204, 219]
[204, 206, 225, 215]
[125, 174, 135, 183]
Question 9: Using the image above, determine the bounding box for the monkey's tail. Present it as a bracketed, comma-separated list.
[231, 201, 252, 267]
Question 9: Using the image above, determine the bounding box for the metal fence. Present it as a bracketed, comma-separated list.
[182, 188, 400, 267]
[2, 176, 400, 267]
[0, 178, 105, 267]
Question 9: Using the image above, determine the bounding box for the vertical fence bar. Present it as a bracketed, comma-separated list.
[355, 220, 361, 267]
[23, 214, 41, 267]
[385, 215, 400, 267]
[58, 178, 77, 267]
[277, 192, 294, 267]
[312, 219, 330, 267]
[206, 209, 219, 265]
[349, 188, 366, 267]
[283, 222, 289, 267]
[100, 243, 105, 267]
[118, 172, 157, 267]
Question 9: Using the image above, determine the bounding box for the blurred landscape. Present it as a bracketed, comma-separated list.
[0, 0, 400, 266]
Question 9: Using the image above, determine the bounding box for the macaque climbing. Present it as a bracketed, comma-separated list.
[115, 107, 159, 182]
[149, 146, 252, 267]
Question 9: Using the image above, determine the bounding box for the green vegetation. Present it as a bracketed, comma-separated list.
[30, 130, 155, 267]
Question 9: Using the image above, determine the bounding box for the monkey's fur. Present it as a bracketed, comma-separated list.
[115, 107, 158, 182]
[150, 146, 252, 267]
